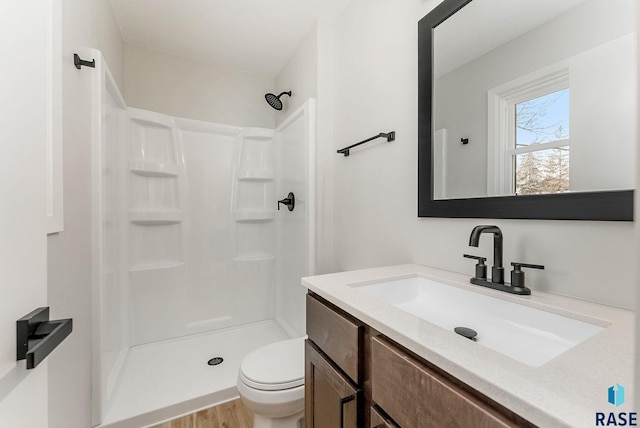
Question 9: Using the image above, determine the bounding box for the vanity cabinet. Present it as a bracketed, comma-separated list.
[305, 341, 359, 427]
[305, 292, 534, 428]
[305, 294, 363, 427]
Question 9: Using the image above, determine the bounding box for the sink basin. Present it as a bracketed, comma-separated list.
[352, 275, 605, 367]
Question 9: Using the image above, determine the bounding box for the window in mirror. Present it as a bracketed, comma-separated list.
[515, 146, 569, 195]
[514, 87, 570, 195]
[487, 68, 571, 196]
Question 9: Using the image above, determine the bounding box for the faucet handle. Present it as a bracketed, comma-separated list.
[511, 262, 544, 270]
[463, 254, 487, 280]
[463, 254, 487, 262]
[510, 262, 544, 289]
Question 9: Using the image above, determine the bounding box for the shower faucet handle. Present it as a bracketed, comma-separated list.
[277, 192, 295, 211]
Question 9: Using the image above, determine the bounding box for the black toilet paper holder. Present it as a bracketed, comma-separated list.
[17, 307, 73, 369]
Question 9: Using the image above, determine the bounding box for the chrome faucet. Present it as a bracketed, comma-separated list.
[464, 225, 544, 295]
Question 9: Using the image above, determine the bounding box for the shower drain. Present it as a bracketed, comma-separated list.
[207, 357, 224, 366]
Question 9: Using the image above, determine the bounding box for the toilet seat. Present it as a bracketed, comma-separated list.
[239, 337, 305, 391]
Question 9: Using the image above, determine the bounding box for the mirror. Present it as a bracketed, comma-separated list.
[418, 0, 636, 220]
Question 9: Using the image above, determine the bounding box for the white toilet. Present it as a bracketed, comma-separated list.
[237, 337, 305, 428]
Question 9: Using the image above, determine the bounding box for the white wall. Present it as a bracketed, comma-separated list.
[635, 1, 640, 413]
[434, 0, 637, 198]
[322, 0, 636, 310]
[124, 44, 276, 128]
[275, 25, 318, 127]
[96, 0, 125, 90]
[0, 2, 49, 427]
[47, 2, 124, 428]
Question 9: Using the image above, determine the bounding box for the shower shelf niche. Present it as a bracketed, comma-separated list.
[237, 169, 274, 181]
[233, 210, 275, 222]
[129, 211, 183, 225]
[129, 160, 179, 177]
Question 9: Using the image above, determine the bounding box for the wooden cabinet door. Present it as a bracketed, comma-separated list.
[305, 340, 359, 428]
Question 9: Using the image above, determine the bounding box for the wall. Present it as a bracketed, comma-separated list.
[0, 2, 49, 427]
[96, 0, 125, 89]
[124, 45, 275, 128]
[275, 25, 318, 127]
[635, 2, 640, 413]
[46, 1, 124, 428]
[323, 0, 636, 313]
[434, 0, 636, 198]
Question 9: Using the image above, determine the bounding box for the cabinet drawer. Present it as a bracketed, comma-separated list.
[306, 294, 362, 384]
[371, 336, 521, 428]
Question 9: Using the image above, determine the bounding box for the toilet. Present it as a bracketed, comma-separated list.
[237, 337, 306, 428]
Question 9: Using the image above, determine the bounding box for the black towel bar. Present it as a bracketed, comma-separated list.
[337, 131, 395, 157]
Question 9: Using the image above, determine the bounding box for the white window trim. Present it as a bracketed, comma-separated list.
[487, 64, 570, 196]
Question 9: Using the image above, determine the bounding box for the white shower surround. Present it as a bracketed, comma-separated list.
[91, 50, 316, 427]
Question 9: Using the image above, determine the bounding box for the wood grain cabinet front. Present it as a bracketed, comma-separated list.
[306, 293, 363, 384]
[305, 340, 359, 428]
[371, 336, 529, 428]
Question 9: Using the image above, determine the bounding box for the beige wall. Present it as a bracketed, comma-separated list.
[124, 44, 276, 127]
[47, 2, 124, 428]
[322, 0, 636, 309]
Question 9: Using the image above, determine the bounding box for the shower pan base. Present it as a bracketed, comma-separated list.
[99, 320, 291, 428]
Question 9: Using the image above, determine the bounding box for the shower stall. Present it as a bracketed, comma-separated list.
[90, 51, 315, 427]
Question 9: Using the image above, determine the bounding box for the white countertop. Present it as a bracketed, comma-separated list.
[302, 264, 635, 428]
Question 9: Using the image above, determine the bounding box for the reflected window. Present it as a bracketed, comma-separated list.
[487, 67, 570, 196]
[513, 88, 570, 195]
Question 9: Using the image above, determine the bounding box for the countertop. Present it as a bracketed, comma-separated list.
[301, 264, 635, 428]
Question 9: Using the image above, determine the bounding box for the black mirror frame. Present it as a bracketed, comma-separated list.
[417, 0, 634, 221]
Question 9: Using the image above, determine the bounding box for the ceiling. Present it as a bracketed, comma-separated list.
[110, 0, 351, 76]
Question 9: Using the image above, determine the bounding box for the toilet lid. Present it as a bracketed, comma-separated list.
[239, 337, 305, 391]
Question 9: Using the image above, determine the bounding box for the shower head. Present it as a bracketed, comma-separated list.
[265, 91, 292, 111]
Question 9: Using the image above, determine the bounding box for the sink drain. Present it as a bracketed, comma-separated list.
[454, 326, 478, 341]
[207, 357, 224, 366]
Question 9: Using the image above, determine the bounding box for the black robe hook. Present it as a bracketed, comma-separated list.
[74, 54, 95, 70]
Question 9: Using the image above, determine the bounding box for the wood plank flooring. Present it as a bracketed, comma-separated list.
[151, 399, 253, 428]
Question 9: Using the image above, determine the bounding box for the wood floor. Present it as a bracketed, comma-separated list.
[151, 399, 254, 428]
